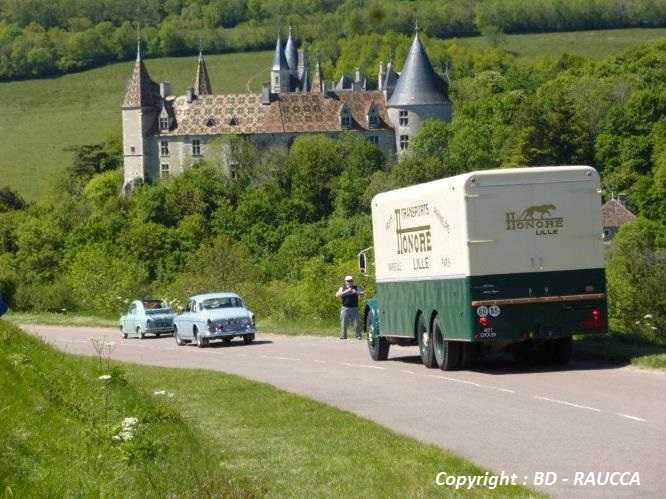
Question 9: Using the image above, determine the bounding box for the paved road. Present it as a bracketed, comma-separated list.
[22, 325, 666, 498]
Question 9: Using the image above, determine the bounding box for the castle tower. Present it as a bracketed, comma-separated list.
[121, 38, 160, 190]
[386, 32, 452, 154]
[194, 50, 212, 96]
[271, 32, 291, 94]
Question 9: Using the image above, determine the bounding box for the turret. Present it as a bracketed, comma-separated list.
[121, 37, 160, 190]
[271, 31, 291, 94]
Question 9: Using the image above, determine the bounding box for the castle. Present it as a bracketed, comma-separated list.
[121, 30, 452, 191]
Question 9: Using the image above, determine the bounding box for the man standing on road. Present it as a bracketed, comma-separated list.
[335, 275, 364, 340]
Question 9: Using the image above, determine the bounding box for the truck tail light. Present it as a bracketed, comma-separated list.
[479, 316, 490, 327]
[581, 308, 606, 330]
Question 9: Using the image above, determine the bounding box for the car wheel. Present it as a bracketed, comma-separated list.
[137, 327, 145, 340]
[195, 328, 208, 348]
[243, 334, 254, 344]
[174, 326, 184, 346]
[120, 326, 128, 339]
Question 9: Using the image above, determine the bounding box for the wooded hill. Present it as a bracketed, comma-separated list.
[2, 0, 665, 80]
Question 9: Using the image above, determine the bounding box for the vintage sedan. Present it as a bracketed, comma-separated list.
[173, 292, 256, 348]
[119, 299, 176, 339]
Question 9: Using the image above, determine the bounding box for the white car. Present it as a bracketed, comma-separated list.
[173, 292, 257, 348]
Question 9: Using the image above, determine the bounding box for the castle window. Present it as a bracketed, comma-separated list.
[130, 146, 135, 154]
[340, 105, 352, 129]
[400, 134, 409, 150]
[367, 135, 379, 145]
[399, 110, 408, 126]
[160, 164, 170, 178]
[229, 163, 238, 179]
[192, 139, 201, 156]
[367, 103, 379, 128]
[159, 116, 169, 131]
[205, 117, 216, 127]
[160, 141, 169, 156]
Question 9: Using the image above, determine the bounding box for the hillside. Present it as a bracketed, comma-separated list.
[0, 50, 271, 202]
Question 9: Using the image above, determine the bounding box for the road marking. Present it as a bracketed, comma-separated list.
[400, 370, 414, 374]
[534, 396, 601, 412]
[261, 355, 301, 361]
[498, 388, 516, 394]
[313, 360, 326, 364]
[429, 375, 485, 388]
[341, 362, 385, 370]
[616, 413, 648, 422]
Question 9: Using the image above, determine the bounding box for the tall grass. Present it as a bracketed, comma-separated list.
[0, 320, 542, 497]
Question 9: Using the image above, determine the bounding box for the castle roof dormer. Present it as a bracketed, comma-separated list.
[387, 33, 449, 107]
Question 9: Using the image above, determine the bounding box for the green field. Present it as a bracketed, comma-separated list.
[462, 27, 666, 60]
[1, 28, 666, 202]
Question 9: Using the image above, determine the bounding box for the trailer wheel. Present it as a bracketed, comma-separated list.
[552, 336, 573, 365]
[433, 315, 461, 371]
[417, 313, 436, 368]
[367, 309, 389, 361]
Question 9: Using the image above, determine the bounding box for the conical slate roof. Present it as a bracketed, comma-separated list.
[122, 40, 160, 109]
[387, 33, 449, 107]
[285, 27, 298, 72]
[194, 51, 212, 96]
[272, 32, 289, 71]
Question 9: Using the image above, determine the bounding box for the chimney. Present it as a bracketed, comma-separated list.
[160, 81, 171, 98]
[261, 83, 271, 105]
[618, 193, 627, 207]
[186, 88, 195, 103]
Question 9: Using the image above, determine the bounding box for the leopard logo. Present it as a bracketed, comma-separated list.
[519, 204, 556, 220]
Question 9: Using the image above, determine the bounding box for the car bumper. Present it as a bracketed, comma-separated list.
[145, 326, 175, 334]
[203, 326, 257, 338]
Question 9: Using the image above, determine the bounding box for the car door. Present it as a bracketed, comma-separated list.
[177, 299, 195, 339]
[125, 302, 138, 332]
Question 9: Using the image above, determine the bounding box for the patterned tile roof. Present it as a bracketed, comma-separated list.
[602, 199, 636, 228]
[161, 90, 391, 136]
[122, 57, 160, 109]
[194, 52, 212, 96]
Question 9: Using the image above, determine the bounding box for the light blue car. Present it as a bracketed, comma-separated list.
[173, 292, 256, 348]
[119, 299, 175, 339]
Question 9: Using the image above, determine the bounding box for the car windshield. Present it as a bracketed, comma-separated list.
[143, 300, 168, 310]
[202, 297, 242, 310]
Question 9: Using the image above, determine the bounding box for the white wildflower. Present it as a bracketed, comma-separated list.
[122, 417, 138, 429]
[651, 326, 658, 331]
[98, 374, 112, 381]
[154, 390, 166, 396]
[167, 392, 175, 398]
[644, 314, 653, 320]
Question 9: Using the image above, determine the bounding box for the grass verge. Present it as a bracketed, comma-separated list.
[0, 319, 541, 497]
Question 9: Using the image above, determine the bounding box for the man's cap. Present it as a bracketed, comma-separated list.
[345, 275, 354, 281]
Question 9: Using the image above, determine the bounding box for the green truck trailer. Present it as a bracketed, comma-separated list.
[359, 166, 608, 370]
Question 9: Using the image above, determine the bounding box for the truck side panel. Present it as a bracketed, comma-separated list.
[376, 278, 472, 340]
